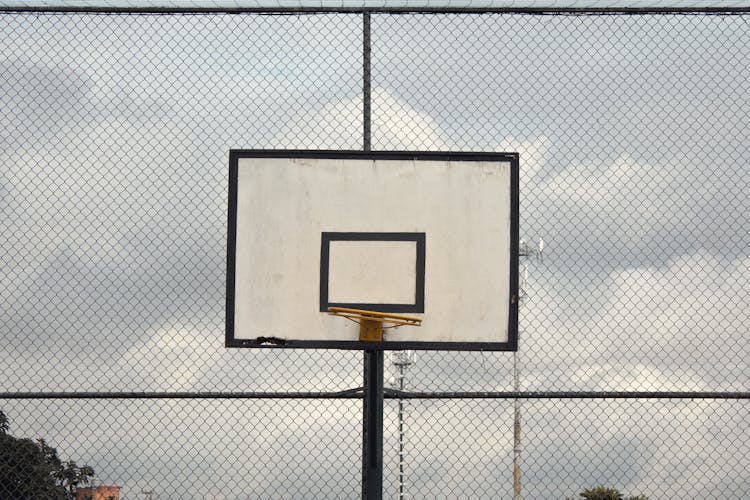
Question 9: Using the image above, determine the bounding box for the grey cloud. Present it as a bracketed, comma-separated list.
[370, 14, 750, 270]
[377, 15, 750, 165]
[0, 60, 94, 152]
[521, 154, 750, 272]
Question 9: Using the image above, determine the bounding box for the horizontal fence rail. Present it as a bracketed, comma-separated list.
[3, 5, 750, 14]
[2, 391, 750, 399]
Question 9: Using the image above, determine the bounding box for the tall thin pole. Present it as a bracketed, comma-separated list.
[513, 346, 522, 500]
[513, 239, 542, 499]
[361, 12, 382, 500]
[513, 261, 524, 500]
[362, 11, 371, 152]
[514, 240, 536, 500]
[392, 351, 414, 500]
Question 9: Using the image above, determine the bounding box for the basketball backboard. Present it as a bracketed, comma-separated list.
[226, 150, 518, 350]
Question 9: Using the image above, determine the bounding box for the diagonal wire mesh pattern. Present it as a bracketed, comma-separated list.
[0, 398, 362, 498]
[372, 12, 750, 394]
[0, 7, 748, 499]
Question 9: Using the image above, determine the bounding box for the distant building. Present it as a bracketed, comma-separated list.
[76, 485, 122, 500]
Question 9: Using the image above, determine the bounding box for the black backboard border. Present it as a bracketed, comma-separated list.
[226, 150, 519, 351]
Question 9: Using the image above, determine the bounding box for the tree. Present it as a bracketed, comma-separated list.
[567, 486, 648, 500]
[0, 412, 8, 435]
[581, 486, 624, 499]
[55, 460, 95, 498]
[0, 410, 95, 499]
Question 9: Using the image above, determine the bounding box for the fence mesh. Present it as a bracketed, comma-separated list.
[1, 8, 748, 499]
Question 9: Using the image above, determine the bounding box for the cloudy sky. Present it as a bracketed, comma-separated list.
[1, 5, 748, 499]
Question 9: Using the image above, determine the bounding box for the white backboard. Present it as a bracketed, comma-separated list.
[227, 150, 518, 350]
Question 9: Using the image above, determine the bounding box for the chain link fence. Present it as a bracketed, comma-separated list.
[1, 6, 748, 499]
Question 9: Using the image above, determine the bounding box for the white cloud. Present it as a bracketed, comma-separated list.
[523, 252, 749, 392]
[526, 152, 749, 267]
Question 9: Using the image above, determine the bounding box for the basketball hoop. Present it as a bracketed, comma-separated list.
[328, 307, 422, 342]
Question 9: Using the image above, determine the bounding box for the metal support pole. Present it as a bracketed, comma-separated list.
[398, 362, 405, 500]
[363, 348, 384, 500]
[362, 12, 371, 152]
[395, 353, 411, 500]
[361, 11, 380, 500]
[513, 347, 522, 500]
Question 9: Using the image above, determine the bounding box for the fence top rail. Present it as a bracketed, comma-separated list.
[1, 4, 750, 15]
[1, 391, 748, 400]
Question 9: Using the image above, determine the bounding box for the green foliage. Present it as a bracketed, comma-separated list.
[580, 486, 623, 499]
[566, 486, 648, 500]
[0, 412, 8, 435]
[0, 410, 95, 500]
